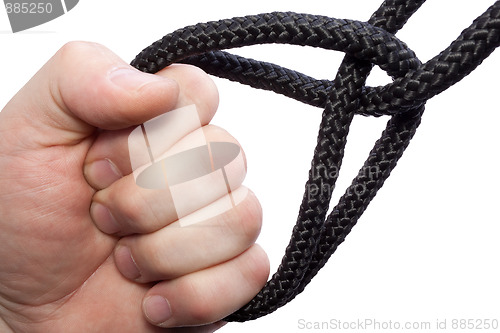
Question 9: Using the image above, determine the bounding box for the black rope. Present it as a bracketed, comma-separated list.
[131, 0, 500, 322]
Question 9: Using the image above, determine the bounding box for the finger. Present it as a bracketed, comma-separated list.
[158, 64, 219, 125]
[1, 41, 180, 149]
[142, 244, 269, 328]
[114, 187, 261, 282]
[90, 125, 247, 235]
[83, 64, 219, 190]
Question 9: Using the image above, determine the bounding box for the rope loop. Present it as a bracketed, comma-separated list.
[131, 0, 500, 322]
[132, 13, 421, 79]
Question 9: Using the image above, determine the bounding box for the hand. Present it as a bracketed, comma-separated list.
[0, 42, 269, 332]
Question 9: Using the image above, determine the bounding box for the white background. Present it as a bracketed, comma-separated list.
[1, 1, 499, 332]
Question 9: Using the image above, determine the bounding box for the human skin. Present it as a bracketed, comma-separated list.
[0, 41, 269, 332]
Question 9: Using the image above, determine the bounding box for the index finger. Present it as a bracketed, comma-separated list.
[84, 64, 219, 190]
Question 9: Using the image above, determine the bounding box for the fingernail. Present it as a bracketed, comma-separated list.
[85, 159, 122, 189]
[109, 67, 165, 91]
[143, 295, 172, 325]
[115, 245, 141, 280]
[90, 202, 120, 234]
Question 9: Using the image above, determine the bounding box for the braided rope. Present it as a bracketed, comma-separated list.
[131, 0, 500, 322]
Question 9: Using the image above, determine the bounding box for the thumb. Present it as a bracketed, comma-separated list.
[0, 41, 179, 147]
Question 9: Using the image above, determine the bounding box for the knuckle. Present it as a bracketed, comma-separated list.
[235, 191, 263, 242]
[115, 192, 143, 225]
[57, 41, 102, 63]
[188, 300, 218, 324]
[105, 176, 178, 234]
[185, 65, 219, 106]
[243, 245, 270, 289]
[146, 240, 178, 280]
[177, 280, 218, 324]
[112, 189, 157, 233]
[57, 41, 84, 57]
[110, 183, 161, 233]
[219, 189, 262, 244]
[203, 125, 247, 174]
[166, 64, 219, 122]
[129, 231, 180, 281]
